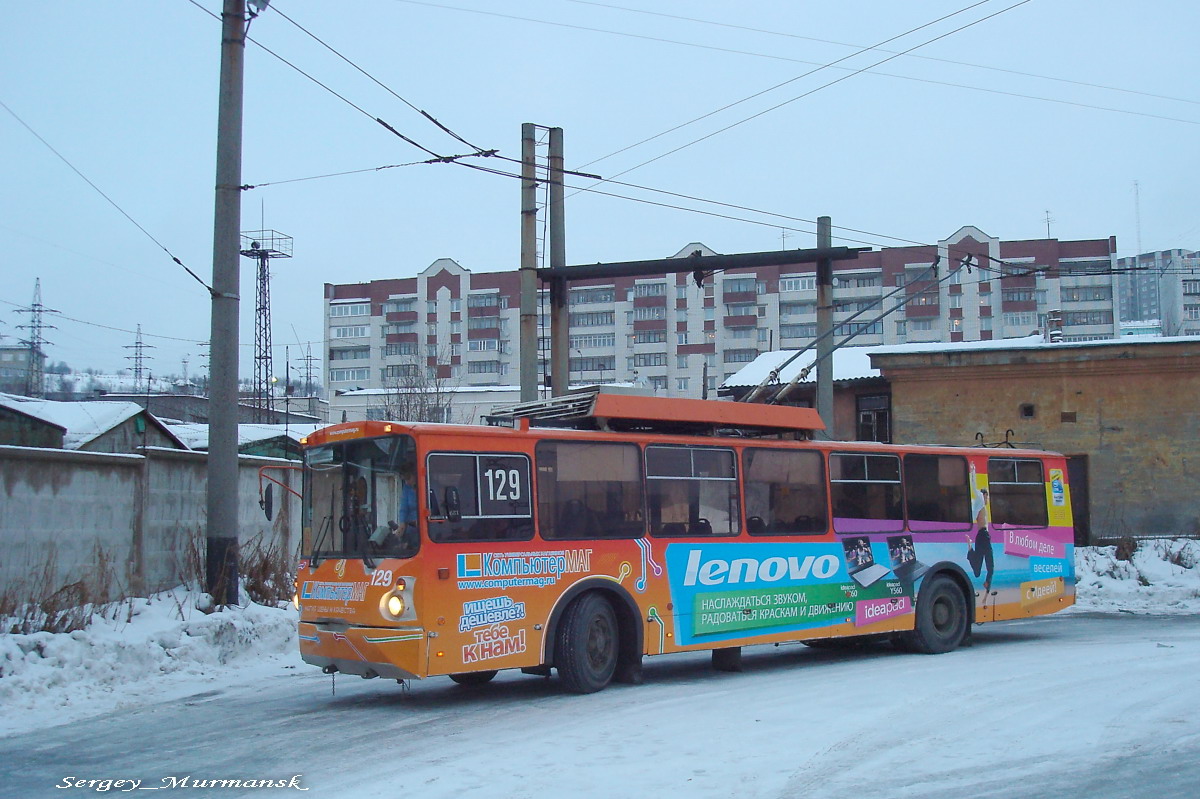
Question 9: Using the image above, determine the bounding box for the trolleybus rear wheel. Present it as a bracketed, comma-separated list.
[903, 574, 969, 654]
[556, 592, 618, 694]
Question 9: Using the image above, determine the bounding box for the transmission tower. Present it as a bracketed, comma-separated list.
[239, 230, 292, 423]
[298, 344, 320, 397]
[14, 278, 58, 398]
[124, 324, 155, 392]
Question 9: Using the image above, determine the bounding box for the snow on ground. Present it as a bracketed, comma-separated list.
[1, 541, 1197, 739]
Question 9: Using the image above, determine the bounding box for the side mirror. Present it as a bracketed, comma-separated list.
[261, 483, 274, 521]
[445, 486, 461, 522]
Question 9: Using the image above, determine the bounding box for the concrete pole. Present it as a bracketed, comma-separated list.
[206, 0, 246, 605]
[548, 128, 569, 396]
[815, 216, 834, 440]
[519, 124, 539, 401]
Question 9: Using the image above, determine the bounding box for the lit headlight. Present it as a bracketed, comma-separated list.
[292, 592, 300, 610]
[386, 594, 405, 616]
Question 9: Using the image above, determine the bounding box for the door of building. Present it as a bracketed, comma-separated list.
[1066, 455, 1091, 546]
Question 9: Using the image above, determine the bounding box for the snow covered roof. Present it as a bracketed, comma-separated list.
[721, 334, 1197, 390]
[0, 393, 178, 450]
[167, 423, 324, 451]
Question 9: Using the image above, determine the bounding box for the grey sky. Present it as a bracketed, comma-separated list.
[2, 1, 1196, 379]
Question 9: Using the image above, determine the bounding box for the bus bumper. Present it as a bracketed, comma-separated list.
[299, 622, 427, 680]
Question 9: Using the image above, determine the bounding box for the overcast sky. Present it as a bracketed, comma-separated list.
[2, 1, 1197, 379]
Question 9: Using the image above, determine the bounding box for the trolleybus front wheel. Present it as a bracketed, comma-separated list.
[556, 592, 618, 694]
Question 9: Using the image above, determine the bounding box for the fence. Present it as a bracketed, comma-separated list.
[0, 445, 299, 602]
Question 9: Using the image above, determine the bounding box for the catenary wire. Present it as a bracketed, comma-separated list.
[0, 99, 215, 295]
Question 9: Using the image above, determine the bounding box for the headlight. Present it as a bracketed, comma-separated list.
[386, 594, 405, 616]
[292, 592, 300, 610]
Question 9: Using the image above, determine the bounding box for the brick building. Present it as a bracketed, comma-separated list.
[870, 337, 1200, 544]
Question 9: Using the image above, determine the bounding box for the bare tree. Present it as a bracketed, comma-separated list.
[369, 346, 463, 423]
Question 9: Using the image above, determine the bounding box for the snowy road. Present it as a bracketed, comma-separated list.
[2, 612, 1197, 799]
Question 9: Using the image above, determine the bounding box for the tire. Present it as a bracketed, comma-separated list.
[556, 592, 618, 694]
[449, 670, 497, 686]
[902, 574, 969, 654]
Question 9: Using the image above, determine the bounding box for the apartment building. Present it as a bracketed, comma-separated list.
[324, 227, 1120, 400]
[1116, 249, 1200, 337]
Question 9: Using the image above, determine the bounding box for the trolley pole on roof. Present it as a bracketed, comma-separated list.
[519, 123, 539, 401]
[815, 216, 834, 440]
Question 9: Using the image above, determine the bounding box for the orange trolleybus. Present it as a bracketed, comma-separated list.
[294, 390, 1075, 693]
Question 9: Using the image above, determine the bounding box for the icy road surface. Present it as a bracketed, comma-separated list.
[1, 612, 1197, 799]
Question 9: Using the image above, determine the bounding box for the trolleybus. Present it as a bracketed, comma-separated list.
[294, 390, 1074, 693]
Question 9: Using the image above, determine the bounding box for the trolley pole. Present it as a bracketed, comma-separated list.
[206, 0, 247, 605]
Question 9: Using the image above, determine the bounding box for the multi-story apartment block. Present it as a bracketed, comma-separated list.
[324, 227, 1119, 400]
[1116, 249, 1200, 337]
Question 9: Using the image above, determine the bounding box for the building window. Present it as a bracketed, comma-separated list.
[1183, 280, 1200, 295]
[676, 377, 690, 392]
[1003, 312, 1037, 328]
[570, 287, 615, 305]
[467, 316, 501, 329]
[1186, 304, 1200, 321]
[570, 311, 616, 327]
[649, 376, 668, 390]
[570, 333, 615, 348]
[723, 349, 758, 363]
[834, 321, 881, 336]
[677, 355, 689, 369]
[910, 319, 934, 331]
[1062, 310, 1113, 326]
[570, 355, 616, 373]
[467, 360, 503, 374]
[330, 347, 370, 360]
[1002, 289, 1036, 302]
[677, 332, 688, 345]
[723, 277, 764, 294]
[330, 303, 369, 317]
[633, 330, 668, 344]
[383, 364, 419, 379]
[634, 282, 667, 297]
[384, 343, 417, 356]
[856, 395, 890, 443]
[780, 301, 816, 316]
[468, 339, 499, 351]
[779, 276, 816, 292]
[329, 367, 369, 382]
[381, 298, 416, 314]
[780, 323, 817, 339]
[331, 326, 368, 338]
[630, 352, 667, 368]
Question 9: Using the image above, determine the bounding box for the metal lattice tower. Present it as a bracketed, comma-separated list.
[298, 344, 319, 396]
[124, 324, 155, 392]
[240, 230, 292, 423]
[14, 278, 58, 398]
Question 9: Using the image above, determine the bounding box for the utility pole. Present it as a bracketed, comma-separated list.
[124, 324, 155, 392]
[519, 123, 539, 401]
[815, 216, 834, 440]
[547, 127, 569, 396]
[207, 0, 249, 606]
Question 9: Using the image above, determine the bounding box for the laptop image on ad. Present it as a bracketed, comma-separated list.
[842, 536, 891, 587]
[887, 534, 929, 583]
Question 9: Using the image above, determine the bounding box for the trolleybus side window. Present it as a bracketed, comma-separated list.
[987, 458, 1048, 528]
[742, 448, 827, 535]
[535, 440, 645, 540]
[903, 453, 972, 532]
[830, 452, 904, 533]
[646, 445, 739, 537]
[426, 452, 534, 542]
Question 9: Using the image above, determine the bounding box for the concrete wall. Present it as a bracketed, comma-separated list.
[874, 339, 1200, 542]
[0, 445, 300, 602]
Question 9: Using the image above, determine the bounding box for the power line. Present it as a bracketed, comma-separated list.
[0, 98, 215, 295]
[269, 2, 492, 154]
[590, 0, 1038, 184]
[574, 0, 995, 171]
[563, 0, 1200, 109]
